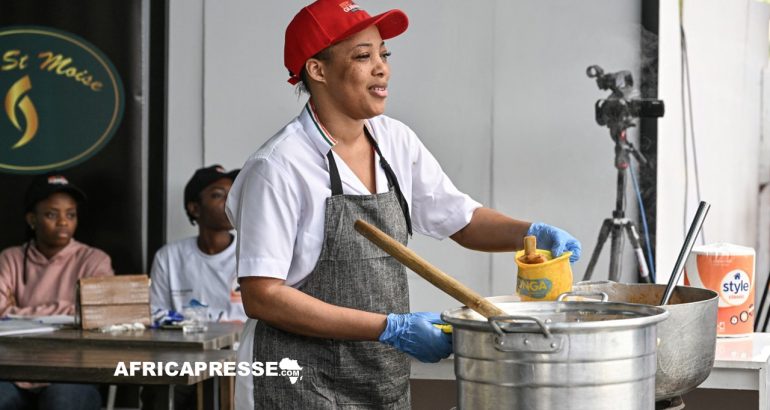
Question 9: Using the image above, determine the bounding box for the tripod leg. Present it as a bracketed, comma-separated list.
[608, 222, 625, 282]
[624, 222, 652, 283]
[583, 219, 613, 281]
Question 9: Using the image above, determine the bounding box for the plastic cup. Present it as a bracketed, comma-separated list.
[515, 250, 573, 301]
[182, 306, 209, 334]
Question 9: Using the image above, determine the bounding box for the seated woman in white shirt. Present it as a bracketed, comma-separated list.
[144, 165, 243, 410]
[149, 165, 244, 323]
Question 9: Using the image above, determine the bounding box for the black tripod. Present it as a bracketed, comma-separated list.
[582, 65, 662, 283]
[582, 126, 652, 283]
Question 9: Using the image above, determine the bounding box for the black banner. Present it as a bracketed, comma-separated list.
[0, 0, 147, 274]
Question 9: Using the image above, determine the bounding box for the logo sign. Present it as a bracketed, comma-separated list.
[720, 269, 752, 307]
[113, 358, 304, 384]
[516, 277, 552, 299]
[0, 26, 124, 173]
[278, 358, 303, 384]
[339, 1, 361, 13]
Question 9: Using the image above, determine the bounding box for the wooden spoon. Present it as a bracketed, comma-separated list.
[354, 219, 505, 318]
[519, 235, 546, 264]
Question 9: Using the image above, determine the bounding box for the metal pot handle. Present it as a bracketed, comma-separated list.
[489, 315, 552, 338]
[488, 315, 564, 353]
[557, 291, 609, 302]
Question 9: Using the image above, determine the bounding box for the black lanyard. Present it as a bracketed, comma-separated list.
[326, 128, 413, 236]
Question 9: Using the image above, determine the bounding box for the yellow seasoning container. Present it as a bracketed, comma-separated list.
[515, 250, 573, 301]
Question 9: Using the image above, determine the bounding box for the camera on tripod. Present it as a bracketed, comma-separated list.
[587, 65, 664, 130]
[582, 64, 666, 284]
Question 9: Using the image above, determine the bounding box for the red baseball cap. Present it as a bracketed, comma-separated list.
[284, 0, 408, 85]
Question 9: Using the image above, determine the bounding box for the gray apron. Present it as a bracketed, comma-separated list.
[252, 130, 414, 409]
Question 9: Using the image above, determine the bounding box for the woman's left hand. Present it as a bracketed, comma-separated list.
[527, 222, 582, 263]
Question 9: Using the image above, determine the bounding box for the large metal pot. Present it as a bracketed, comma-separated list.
[571, 281, 718, 400]
[442, 298, 669, 410]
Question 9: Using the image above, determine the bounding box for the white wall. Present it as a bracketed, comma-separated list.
[201, 0, 309, 168]
[760, 67, 770, 329]
[657, 0, 770, 287]
[167, 0, 205, 241]
[490, 0, 643, 293]
[166, 0, 769, 312]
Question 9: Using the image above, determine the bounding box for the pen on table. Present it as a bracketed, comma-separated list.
[216, 311, 224, 322]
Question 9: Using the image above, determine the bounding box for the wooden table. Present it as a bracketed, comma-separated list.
[0, 322, 242, 350]
[0, 344, 235, 385]
[0, 322, 243, 410]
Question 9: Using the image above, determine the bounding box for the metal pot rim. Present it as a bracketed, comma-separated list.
[573, 281, 719, 307]
[441, 298, 669, 333]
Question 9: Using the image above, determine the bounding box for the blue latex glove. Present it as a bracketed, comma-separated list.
[527, 222, 582, 263]
[379, 312, 452, 363]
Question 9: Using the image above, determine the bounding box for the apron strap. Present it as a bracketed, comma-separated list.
[326, 150, 344, 196]
[365, 128, 413, 236]
[325, 128, 413, 236]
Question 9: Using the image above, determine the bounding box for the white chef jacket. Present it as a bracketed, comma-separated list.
[226, 102, 482, 286]
[226, 102, 482, 410]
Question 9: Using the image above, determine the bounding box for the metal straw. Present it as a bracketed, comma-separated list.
[659, 201, 711, 306]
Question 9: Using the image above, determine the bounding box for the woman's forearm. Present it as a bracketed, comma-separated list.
[240, 276, 388, 340]
[450, 207, 531, 252]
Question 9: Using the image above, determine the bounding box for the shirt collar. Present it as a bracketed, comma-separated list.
[299, 100, 377, 158]
[300, 100, 336, 158]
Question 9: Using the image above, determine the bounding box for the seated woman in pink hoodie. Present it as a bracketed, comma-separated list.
[0, 174, 113, 410]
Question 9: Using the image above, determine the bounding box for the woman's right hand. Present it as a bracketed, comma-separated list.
[378, 312, 452, 363]
[527, 222, 582, 263]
